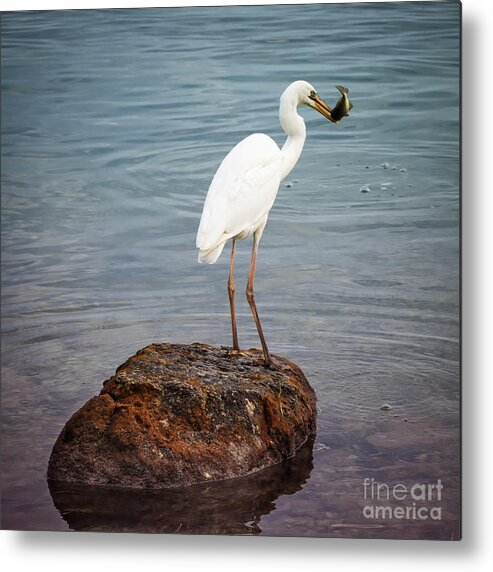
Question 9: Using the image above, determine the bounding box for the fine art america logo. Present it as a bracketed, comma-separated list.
[363, 478, 443, 521]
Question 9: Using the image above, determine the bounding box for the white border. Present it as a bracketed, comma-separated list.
[2, 0, 493, 570]
[0, 0, 437, 11]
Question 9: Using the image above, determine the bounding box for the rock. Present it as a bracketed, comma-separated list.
[48, 343, 316, 489]
[48, 436, 315, 534]
[380, 403, 392, 411]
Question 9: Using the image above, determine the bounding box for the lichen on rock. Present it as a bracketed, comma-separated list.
[48, 342, 317, 489]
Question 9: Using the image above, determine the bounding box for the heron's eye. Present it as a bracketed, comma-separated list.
[309, 90, 317, 99]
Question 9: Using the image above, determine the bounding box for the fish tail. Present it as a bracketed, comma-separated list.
[336, 85, 349, 95]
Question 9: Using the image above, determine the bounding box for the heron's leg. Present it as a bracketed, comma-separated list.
[246, 236, 272, 366]
[228, 238, 240, 351]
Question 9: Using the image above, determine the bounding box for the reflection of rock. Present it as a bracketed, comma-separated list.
[48, 436, 315, 534]
[48, 343, 316, 488]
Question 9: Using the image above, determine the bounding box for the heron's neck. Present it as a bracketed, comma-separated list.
[279, 99, 306, 181]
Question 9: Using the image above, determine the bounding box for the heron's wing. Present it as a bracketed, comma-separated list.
[196, 133, 283, 251]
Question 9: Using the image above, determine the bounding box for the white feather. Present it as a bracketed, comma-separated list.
[196, 80, 331, 264]
[196, 133, 283, 259]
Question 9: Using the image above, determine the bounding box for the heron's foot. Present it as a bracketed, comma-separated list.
[265, 360, 284, 372]
[227, 348, 249, 358]
[261, 353, 284, 371]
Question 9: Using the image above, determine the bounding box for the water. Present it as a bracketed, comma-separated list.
[1, 2, 460, 538]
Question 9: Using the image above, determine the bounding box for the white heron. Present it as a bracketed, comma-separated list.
[196, 80, 336, 366]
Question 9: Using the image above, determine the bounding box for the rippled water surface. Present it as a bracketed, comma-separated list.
[1, 2, 460, 538]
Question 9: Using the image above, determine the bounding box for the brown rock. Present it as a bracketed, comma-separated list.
[48, 436, 315, 533]
[48, 342, 316, 488]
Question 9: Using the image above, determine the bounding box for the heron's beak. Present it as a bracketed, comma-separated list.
[309, 94, 336, 123]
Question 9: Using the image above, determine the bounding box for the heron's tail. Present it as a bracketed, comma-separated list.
[197, 241, 226, 264]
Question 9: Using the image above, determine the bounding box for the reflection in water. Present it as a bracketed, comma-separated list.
[48, 437, 314, 534]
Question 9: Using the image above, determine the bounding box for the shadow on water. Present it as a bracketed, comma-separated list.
[48, 436, 315, 534]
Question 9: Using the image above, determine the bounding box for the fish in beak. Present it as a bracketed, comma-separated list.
[308, 92, 336, 123]
[330, 85, 353, 123]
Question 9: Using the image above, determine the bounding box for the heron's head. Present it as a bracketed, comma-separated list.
[281, 80, 335, 123]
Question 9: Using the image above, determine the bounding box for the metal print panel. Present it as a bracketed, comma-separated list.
[1, 1, 461, 539]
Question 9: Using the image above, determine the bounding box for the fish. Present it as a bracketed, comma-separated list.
[330, 85, 353, 123]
